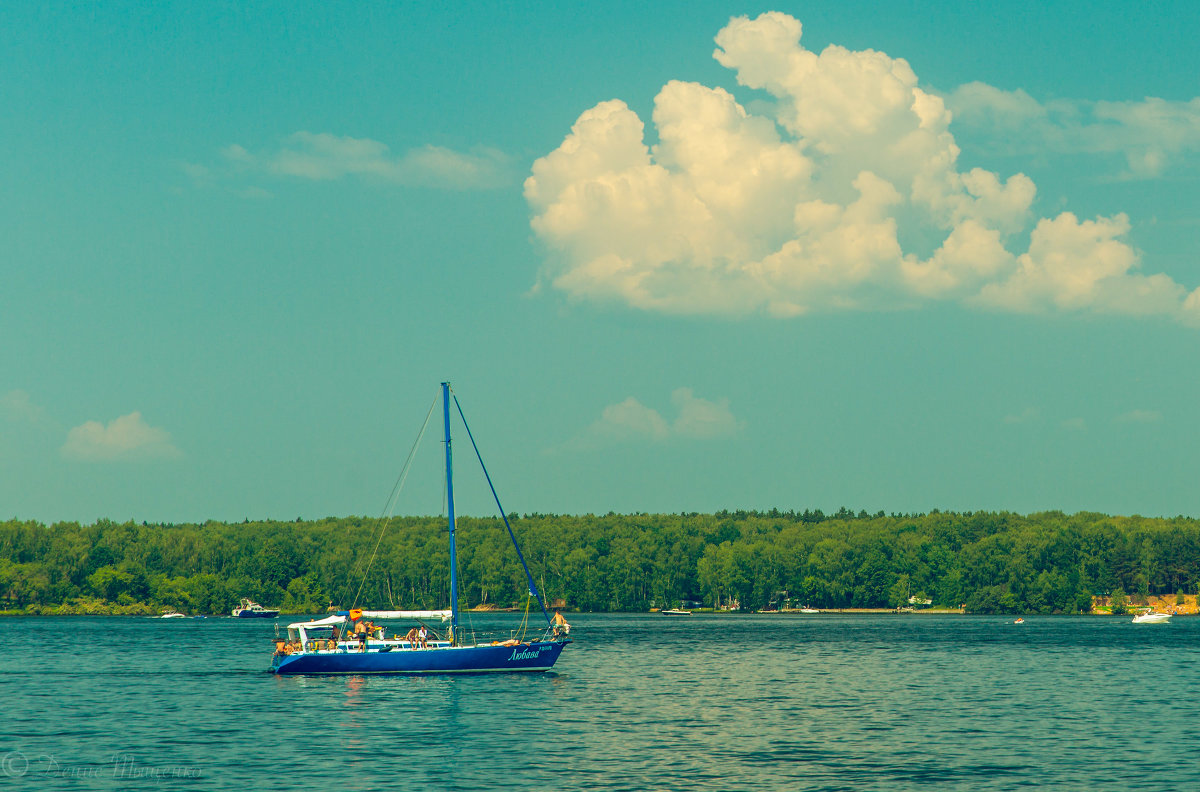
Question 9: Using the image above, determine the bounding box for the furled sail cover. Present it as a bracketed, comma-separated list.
[361, 610, 452, 622]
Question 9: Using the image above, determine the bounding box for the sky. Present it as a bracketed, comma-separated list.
[2, 1, 1199, 524]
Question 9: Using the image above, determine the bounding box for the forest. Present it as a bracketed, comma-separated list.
[1, 509, 1198, 616]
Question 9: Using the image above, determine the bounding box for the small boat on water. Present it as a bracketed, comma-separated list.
[661, 609, 691, 616]
[158, 611, 186, 619]
[270, 383, 571, 675]
[1014, 618, 1025, 624]
[800, 608, 820, 614]
[1132, 611, 1171, 624]
[232, 598, 280, 618]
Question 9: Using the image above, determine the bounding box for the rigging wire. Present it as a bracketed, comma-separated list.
[350, 394, 438, 609]
[517, 594, 532, 642]
[451, 393, 553, 628]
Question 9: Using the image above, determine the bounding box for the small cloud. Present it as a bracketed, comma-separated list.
[1061, 417, 1087, 431]
[400, 143, 513, 190]
[237, 186, 273, 200]
[1117, 409, 1163, 424]
[221, 144, 254, 164]
[567, 388, 740, 450]
[209, 132, 514, 191]
[1004, 407, 1039, 424]
[179, 161, 214, 188]
[62, 412, 182, 461]
[1, 390, 46, 424]
[670, 388, 739, 438]
[593, 397, 670, 442]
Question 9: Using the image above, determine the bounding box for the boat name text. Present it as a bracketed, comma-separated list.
[507, 647, 543, 661]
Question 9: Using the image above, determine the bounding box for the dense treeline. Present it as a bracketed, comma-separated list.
[2, 509, 1199, 615]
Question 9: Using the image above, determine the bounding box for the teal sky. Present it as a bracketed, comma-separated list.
[3, 2, 1199, 524]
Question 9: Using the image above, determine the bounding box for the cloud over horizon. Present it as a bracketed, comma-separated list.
[62, 412, 182, 462]
[571, 388, 740, 449]
[525, 12, 1200, 324]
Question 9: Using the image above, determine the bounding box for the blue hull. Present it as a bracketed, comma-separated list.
[271, 640, 568, 675]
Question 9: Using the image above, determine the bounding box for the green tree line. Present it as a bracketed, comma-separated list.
[2, 509, 1198, 615]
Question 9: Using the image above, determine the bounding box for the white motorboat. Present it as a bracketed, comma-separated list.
[158, 611, 186, 619]
[1132, 611, 1171, 624]
[232, 598, 280, 618]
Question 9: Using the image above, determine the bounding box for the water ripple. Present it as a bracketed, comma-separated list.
[2, 614, 1200, 790]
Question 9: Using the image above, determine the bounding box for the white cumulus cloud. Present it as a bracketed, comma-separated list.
[62, 412, 182, 462]
[974, 212, 1189, 315]
[525, 12, 1199, 324]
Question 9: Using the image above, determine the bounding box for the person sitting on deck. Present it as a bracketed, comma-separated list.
[552, 611, 571, 638]
[417, 626, 428, 649]
[404, 626, 419, 649]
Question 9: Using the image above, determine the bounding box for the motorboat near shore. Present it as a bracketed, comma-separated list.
[660, 609, 691, 616]
[1132, 611, 1172, 624]
[233, 598, 280, 618]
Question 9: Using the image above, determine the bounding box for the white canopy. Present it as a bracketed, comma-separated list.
[287, 614, 347, 630]
[361, 610, 452, 622]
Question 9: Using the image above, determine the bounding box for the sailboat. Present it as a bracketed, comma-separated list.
[270, 383, 571, 675]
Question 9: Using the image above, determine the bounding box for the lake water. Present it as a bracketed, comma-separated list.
[1, 613, 1197, 790]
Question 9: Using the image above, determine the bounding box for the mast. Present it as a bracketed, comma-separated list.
[442, 381, 459, 644]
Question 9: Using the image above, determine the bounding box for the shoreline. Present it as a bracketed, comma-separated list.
[3, 609, 1195, 618]
[754, 607, 965, 615]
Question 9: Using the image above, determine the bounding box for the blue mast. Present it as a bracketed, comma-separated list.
[442, 382, 459, 645]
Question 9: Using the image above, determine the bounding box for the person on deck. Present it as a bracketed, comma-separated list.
[552, 611, 571, 638]
[417, 626, 428, 649]
[404, 626, 419, 649]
